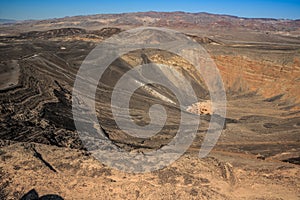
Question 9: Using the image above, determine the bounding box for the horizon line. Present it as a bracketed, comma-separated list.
[1, 11, 299, 22]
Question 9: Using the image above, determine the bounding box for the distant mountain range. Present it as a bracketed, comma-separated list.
[39, 11, 300, 31]
[0, 19, 18, 24]
[1, 11, 299, 35]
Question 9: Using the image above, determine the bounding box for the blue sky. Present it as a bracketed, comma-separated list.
[0, 0, 299, 20]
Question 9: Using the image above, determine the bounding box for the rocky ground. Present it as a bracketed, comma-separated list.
[0, 143, 299, 200]
[0, 12, 299, 199]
